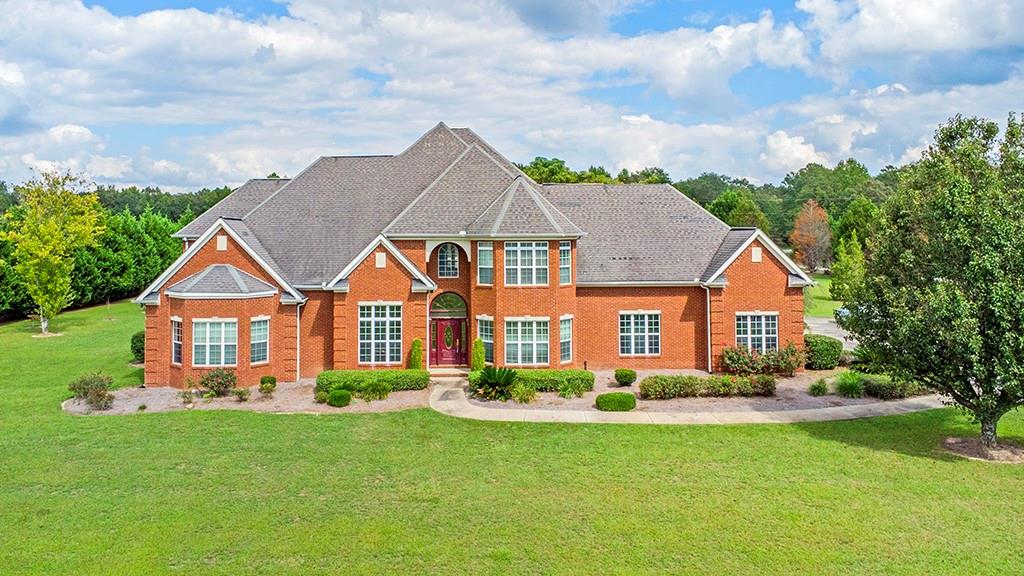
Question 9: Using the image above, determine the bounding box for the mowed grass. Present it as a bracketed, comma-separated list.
[805, 273, 843, 318]
[1, 302, 1023, 575]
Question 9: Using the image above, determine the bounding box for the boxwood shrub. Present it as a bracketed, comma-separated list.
[595, 392, 636, 412]
[315, 369, 429, 395]
[638, 374, 776, 399]
[327, 388, 352, 407]
[804, 334, 843, 370]
[130, 330, 145, 363]
[614, 368, 637, 386]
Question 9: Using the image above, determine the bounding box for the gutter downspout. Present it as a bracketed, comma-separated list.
[296, 301, 304, 381]
[703, 285, 712, 373]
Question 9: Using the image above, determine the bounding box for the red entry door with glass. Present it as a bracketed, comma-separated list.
[432, 318, 467, 366]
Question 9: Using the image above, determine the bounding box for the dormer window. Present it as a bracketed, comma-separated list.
[438, 243, 459, 278]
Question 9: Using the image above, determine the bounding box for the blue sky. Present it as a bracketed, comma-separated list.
[3, 1, 1023, 190]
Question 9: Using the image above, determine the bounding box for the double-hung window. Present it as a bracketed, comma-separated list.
[359, 304, 402, 364]
[171, 319, 182, 365]
[250, 318, 269, 364]
[505, 318, 549, 365]
[736, 313, 778, 353]
[619, 312, 660, 356]
[559, 241, 572, 284]
[477, 241, 493, 285]
[438, 243, 459, 278]
[193, 319, 237, 367]
[559, 316, 572, 363]
[478, 317, 494, 363]
[504, 241, 548, 286]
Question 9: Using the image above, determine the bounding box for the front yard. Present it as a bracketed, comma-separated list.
[805, 273, 843, 318]
[1, 302, 1023, 574]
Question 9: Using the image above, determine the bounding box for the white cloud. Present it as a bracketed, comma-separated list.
[760, 130, 829, 173]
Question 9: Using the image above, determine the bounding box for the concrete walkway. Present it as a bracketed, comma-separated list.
[428, 379, 945, 425]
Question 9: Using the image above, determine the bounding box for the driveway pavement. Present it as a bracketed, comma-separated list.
[805, 316, 858, 350]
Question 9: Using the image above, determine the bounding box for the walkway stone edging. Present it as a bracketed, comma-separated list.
[428, 381, 946, 425]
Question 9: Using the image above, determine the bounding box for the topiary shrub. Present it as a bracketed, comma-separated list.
[804, 335, 843, 370]
[259, 376, 276, 397]
[614, 368, 637, 386]
[510, 382, 536, 404]
[130, 330, 145, 363]
[835, 371, 864, 398]
[471, 338, 486, 371]
[327, 388, 352, 407]
[808, 379, 829, 396]
[596, 392, 636, 411]
[69, 373, 113, 399]
[199, 368, 237, 397]
[408, 338, 424, 369]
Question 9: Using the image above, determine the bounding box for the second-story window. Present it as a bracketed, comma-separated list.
[438, 243, 459, 278]
[504, 241, 548, 286]
[477, 242, 493, 285]
[559, 241, 572, 284]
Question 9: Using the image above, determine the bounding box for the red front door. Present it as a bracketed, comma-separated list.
[432, 318, 467, 366]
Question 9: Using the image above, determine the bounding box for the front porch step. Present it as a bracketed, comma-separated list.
[429, 367, 470, 379]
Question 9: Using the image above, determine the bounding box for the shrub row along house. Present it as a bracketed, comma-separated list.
[135, 123, 811, 387]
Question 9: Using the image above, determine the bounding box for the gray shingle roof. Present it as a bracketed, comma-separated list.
[166, 264, 277, 296]
[466, 177, 582, 236]
[542, 183, 731, 283]
[702, 228, 758, 282]
[174, 179, 289, 238]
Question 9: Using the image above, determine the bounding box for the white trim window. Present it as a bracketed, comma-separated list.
[477, 241, 493, 285]
[505, 319, 549, 365]
[559, 241, 572, 285]
[193, 319, 237, 367]
[171, 319, 182, 365]
[736, 313, 778, 353]
[478, 318, 494, 363]
[559, 317, 572, 363]
[250, 318, 269, 365]
[359, 304, 402, 364]
[438, 243, 459, 278]
[619, 312, 660, 356]
[504, 241, 548, 286]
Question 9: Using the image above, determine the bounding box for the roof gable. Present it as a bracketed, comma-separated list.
[466, 177, 582, 236]
[704, 229, 813, 286]
[166, 264, 277, 298]
[175, 179, 288, 239]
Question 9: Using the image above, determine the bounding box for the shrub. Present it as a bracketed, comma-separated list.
[471, 338, 486, 371]
[771, 343, 804, 377]
[130, 330, 145, 363]
[470, 366, 517, 401]
[137, 404, 147, 412]
[751, 374, 776, 396]
[721, 346, 766, 375]
[510, 382, 537, 404]
[327, 388, 352, 407]
[231, 387, 250, 402]
[259, 376, 276, 396]
[558, 379, 588, 399]
[69, 373, 113, 399]
[704, 375, 739, 397]
[835, 371, 864, 398]
[85, 387, 114, 410]
[804, 335, 843, 370]
[596, 392, 636, 411]
[638, 375, 703, 400]
[722, 343, 804, 376]
[199, 368, 237, 397]
[514, 369, 594, 393]
[180, 389, 195, 404]
[639, 374, 774, 399]
[808, 379, 829, 396]
[314, 390, 329, 404]
[614, 368, 637, 386]
[851, 345, 887, 374]
[408, 338, 424, 369]
[360, 379, 392, 401]
[315, 370, 429, 396]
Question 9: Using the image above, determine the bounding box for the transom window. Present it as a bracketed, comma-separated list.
[559, 241, 572, 284]
[437, 243, 459, 278]
[477, 242, 493, 285]
[736, 313, 778, 353]
[619, 312, 660, 356]
[171, 319, 182, 365]
[193, 320, 237, 367]
[505, 319, 549, 365]
[560, 317, 572, 363]
[504, 241, 548, 286]
[359, 304, 402, 364]
[431, 292, 467, 318]
[478, 318, 494, 363]
[250, 318, 269, 364]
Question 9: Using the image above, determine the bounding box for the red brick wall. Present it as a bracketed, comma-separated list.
[299, 291, 333, 378]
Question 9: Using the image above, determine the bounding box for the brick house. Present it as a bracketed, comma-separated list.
[135, 123, 811, 387]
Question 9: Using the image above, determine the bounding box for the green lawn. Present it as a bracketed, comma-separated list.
[1, 302, 1023, 575]
[805, 273, 843, 318]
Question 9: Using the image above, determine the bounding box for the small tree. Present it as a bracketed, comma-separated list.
[839, 114, 1024, 448]
[408, 338, 424, 369]
[471, 338, 486, 371]
[1, 172, 103, 333]
[829, 231, 865, 302]
[789, 199, 832, 271]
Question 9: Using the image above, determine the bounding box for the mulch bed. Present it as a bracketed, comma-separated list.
[942, 437, 1024, 463]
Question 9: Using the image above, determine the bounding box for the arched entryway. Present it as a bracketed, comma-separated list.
[430, 292, 468, 366]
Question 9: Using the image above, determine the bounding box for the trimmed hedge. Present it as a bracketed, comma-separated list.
[408, 339, 424, 369]
[468, 368, 595, 394]
[596, 392, 636, 411]
[327, 388, 352, 407]
[804, 334, 843, 370]
[315, 369, 429, 395]
[614, 368, 637, 386]
[639, 374, 776, 400]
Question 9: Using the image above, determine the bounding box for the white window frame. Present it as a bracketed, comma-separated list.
[504, 317, 549, 365]
[192, 318, 238, 367]
[477, 241, 493, 285]
[559, 314, 572, 363]
[736, 312, 779, 353]
[503, 241, 549, 286]
[250, 316, 269, 366]
[171, 317, 182, 365]
[618, 311, 661, 357]
[559, 241, 572, 285]
[437, 243, 459, 278]
[477, 315, 494, 364]
[358, 303, 403, 365]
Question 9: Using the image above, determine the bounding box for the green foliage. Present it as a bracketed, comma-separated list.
[829, 231, 865, 302]
[638, 374, 775, 399]
[314, 390, 328, 404]
[557, 379, 588, 399]
[179, 389, 194, 405]
[804, 335, 843, 370]
[835, 196, 878, 249]
[231, 387, 250, 402]
[315, 370, 429, 396]
[199, 368, 237, 397]
[93, 183, 231, 222]
[835, 371, 864, 398]
[614, 368, 637, 386]
[130, 330, 145, 363]
[408, 338, 424, 369]
[509, 382, 537, 404]
[259, 376, 276, 396]
[721, 343, 804, 376]
[360, 379, 392, 402]
[511, 369, 594, 393]
[851, 345, 886, 374]
[708, 189, 771, 232]
[595, 392, 636, 412]
[470, 366, 518, 401]
[69, 373, 113, 400]
[809, 379, 829, 396]
[639, 375, 704, 399]
[326, 388, 351, 407]
[470, 338, 486, 371]
[838, 114, 1024, 446]
[85, 386, 114, 410]
[518, 157, 668, 185]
